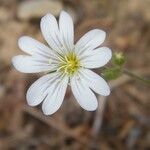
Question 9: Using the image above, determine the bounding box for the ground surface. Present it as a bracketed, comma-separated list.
[0, 0, 149, 149]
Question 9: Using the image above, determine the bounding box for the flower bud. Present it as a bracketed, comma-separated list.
[112, 52, 125, 66]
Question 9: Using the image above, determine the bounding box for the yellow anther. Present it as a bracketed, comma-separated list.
[58, 52, 80, 76]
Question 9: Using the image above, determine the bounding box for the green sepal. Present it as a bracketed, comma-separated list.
[102, 67, 122, 80]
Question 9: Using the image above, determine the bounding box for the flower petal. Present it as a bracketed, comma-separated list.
[18, 36, 54, 57]
[42, 75, 68, 115]
[80, 47, 112, 68]
[40, 13, 63, 54]
[59, 11, 74, 51]
[80, 69, 110, 96]
[75, 29, 106, 54]
[26, 72, 60, 106]
[70, 74, 98, 111]
[12, 55, 58, 73]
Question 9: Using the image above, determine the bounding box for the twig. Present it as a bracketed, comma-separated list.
[110, 67, 150, 88]
[123, 69, 150, 85]
[91, 96, 107, 138]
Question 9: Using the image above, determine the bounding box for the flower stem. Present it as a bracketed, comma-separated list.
[123, 69, 150, 85]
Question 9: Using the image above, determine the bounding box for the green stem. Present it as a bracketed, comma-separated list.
[123, 69, 150, 85]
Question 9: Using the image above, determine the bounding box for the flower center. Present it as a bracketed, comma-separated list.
[57, 52, 80, 76]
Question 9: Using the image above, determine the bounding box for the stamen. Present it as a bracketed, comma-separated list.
[57, 52, 80, 76]
[65, 56, 69, 62]
[57, 55, 66, 63]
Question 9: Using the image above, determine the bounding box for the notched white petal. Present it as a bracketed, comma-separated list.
[59, 11, 74, 51]
[40, 13, 63, 54]
[42, 76, 69, 115]
[26, 74, 51, 106]
[80, 47, 112, 68]
[12, 55, 56, 73]
[71, 75, 98, 111]
[75, 29, 106, 54]
[80, 69, 110, 96]
[26, 72, 61, 106]
[18, 36, 52, 56]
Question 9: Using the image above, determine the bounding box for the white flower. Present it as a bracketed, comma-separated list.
[12, 11, 112, 115]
